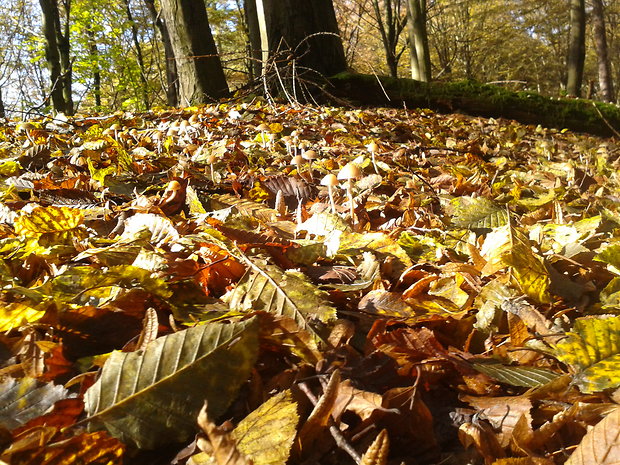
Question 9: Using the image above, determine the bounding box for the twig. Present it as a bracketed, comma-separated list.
[298, 379, 362, 464]
[592, 101, 620, 138]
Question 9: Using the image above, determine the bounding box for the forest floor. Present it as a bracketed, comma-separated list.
[0, 101, 620, 465]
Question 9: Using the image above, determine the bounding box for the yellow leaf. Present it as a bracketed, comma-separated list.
[268, 122, 284, 133]
[233, 390, 299, 465]
[0, 302, 46, 331]
[554, 316, 620, 393]
[14, 206, 84, 236]
[504, 226, 551, 304]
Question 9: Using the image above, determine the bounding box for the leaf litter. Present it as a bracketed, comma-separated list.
[0, 103, 620, 464]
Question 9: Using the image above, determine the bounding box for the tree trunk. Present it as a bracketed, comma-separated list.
[124, 0, 149, 109]
[244, 0, 263, 79]
[329, 72, 620, 138]
[158, 0, 229, 105]
[86, 28, 101, 109]
[248, 0, 347, 78]
[566, 0, 585, 97]
[39, 0, 73, 114]
[0, 87, 5, 118]
[591, 0, 614, 102]
[406, 0, 431, 82]
[144, 0, 178, 107]
[372, 0, 407, 78]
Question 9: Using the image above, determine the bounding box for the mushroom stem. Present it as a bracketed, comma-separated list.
[328, 185, 336, 214]
[346, 179, 355, 221]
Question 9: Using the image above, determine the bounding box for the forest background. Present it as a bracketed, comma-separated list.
[0, 0, 615, 119]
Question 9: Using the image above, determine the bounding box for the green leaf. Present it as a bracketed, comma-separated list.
[84, 317, 259, 449]
[226, 255, 336, 342]
[40, 265, 172, 304]
[554, 315, 620, 393]
[472, 360, 560, 387]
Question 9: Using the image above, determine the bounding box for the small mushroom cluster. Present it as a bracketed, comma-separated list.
[320, 162, 361, 221]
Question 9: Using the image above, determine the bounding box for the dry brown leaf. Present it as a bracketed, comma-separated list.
[359, 429, 389, 465]
[565, 406, 620, 465]
[197, 403, 253, 465]
[462, 395, 533, 447]
[294, 370, 340, 457]
[331, 379, 386, 422]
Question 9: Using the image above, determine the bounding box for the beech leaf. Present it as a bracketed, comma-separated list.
[554, 315, 620, 393]
[84, 317, 259, 449]
[0, 377, 71, 430]
[226, 255, 336, 341]
[565, 407, 620, 465]
[231, 390, 299, 465]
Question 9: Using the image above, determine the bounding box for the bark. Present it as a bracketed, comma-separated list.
[406, 0, 431, 82]
[591, 0, 614, 102]
[0, 87, 5, 118]
[124, 0, 149, 109]
[158, 0, 229, 105]
[248, 0, 347, 78]
[244, 0, 262, 79]
[86, 28, 101, 109]
[566, 0, 586, 97]
[39, 0, 73, 114]
[144, 0, 178, 107]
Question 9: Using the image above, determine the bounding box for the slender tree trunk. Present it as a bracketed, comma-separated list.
[591, 0, 614, 102]
[244, 0, 262, 79]
[86, 28, 101, 109]
[158, 0, 229, 105]
[372, 0, 407, 78]
[566, 0, 586, 97]
[124, 0, 149, 109]
[144, 0, 178, 107]
[406, 0, 430, 82]
[0, 87, 5, 118]
[39, 0, 73, 114]
[248, 0, 347, 78]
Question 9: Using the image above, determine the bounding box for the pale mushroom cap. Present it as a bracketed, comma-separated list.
[256, 123, 270, 132]
[337, 163, 362, 180]
[292, 154, 304, 165]
[320, 173, 338, 186]
[366, 141, 379, 153]
[303, 149, 318, 161]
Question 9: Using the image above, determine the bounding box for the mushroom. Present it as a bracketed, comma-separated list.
[256, 123, 270, 148]
[206, 153, 218, 182]
[320, 173, 338, 214]
[337, 163, 361, 221]
[302, 149, 318, 178]
[366, 141, 380, 173]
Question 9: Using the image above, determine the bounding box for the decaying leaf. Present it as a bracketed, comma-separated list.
[359, 429, 389, 465]
[0, 377, 71, 430]
[565, 407, 620, 465]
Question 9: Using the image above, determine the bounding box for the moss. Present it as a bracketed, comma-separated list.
[329, 72, 620, 137]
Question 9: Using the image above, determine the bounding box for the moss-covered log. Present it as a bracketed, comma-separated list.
[328, 72, 620, 138]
